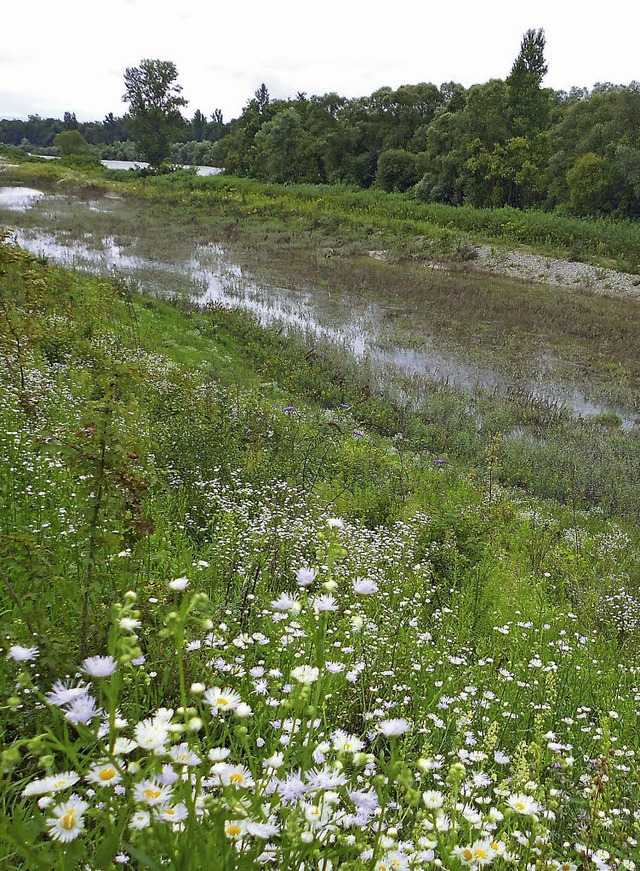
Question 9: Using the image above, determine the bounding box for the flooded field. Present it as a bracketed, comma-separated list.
[0, 181, 638, 430]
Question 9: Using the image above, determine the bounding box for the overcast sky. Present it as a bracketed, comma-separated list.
[2, 0, 638, 123]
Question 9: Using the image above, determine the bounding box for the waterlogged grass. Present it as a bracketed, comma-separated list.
[4, 153, 640, 272]
[3, 237, 640, 869]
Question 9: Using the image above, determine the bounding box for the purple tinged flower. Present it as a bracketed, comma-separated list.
[281, 406, 297, 414]
[46, 681, 89, 707]
[82, 655, 117, 678]
[296, 567, 316, 587]
[352, 578, 378, 595]
[7, 645, 39, 662]
[64, 693, 101, 725]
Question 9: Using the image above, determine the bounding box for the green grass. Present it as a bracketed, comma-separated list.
[5, 152, 640, 272]
[3, 233, 640, 868]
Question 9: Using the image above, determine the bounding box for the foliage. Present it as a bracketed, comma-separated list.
[122, 59, 188, 168]
[3, 235, 640, 868]
[53, 129, 89, 156]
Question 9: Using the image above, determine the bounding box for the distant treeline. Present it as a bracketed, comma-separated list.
[3, 30, 640, 217]
[210, 34, 640, 219]
[0, 109, 229, 163]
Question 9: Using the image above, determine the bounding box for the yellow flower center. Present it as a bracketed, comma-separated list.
[515, 801, 526, 811]
[144, 787, 162, 799]
[474, 848, 488, 859]
[463, 848, 473, 861]
[164, 808, 176, 816]
[229, 773, 244, 784]
[99, 767, 117, 782]
[217, 697, 229, 706]
[226, 824, 242, 837]
[61, 810, 77, 831]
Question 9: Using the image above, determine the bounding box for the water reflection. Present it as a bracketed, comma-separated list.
[0, 184, 636, 430]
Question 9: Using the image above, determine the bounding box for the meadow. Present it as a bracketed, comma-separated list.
[2, 161, 640, 869]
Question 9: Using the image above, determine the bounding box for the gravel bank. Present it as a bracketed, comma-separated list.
[473, 245, 640, 300]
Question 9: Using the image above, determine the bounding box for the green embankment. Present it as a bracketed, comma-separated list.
[2, 168, 640, 868]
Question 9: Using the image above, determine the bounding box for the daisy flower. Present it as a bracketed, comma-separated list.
[23, 772, 80, 797]
[46, 795, 89, 842]
[7, 645, 39, 662]
[291, 665, 319, 684]
[203, 686, 242, 713]
[506, 792, 542, 816]
[85, 762, 122, 787]
[133, 778, 174, 806]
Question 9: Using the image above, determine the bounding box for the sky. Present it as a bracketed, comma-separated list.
[2, 0, 638, 123]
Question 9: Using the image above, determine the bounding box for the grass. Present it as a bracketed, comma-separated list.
[3, 231, 640, 868]
[4, 152, 640, 272]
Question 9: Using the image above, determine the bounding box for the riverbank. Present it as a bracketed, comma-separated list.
[2, 234, 640, 869]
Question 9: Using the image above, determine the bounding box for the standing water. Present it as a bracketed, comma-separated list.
[0, 181, 636, 429]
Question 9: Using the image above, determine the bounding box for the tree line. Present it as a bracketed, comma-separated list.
[211, 31, 640, 218]
[2, 30, 640, 218]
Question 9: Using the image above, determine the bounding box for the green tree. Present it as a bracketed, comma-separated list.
[122, 59, 187, 168]
[566, 152, 612, 214]
[53, 129, 89, 155]
[375, 149, 421, 192]
[507, 28, 551, 135]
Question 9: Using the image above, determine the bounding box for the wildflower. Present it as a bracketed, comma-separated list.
[135, 716, 171, 751]
[211, 763, 255, 788]
[169, 743, 202, 766]
[352, 578, 378, 595]
[332, 730, 365, 754]
[246, 819, 279, 838]
[7, 645, 39, 662]
[119, 617, 141, 632]
[169, 576, 189, 591]
[291, 665, 319, 684]
[133, 778, 174, 806]
[65, 693, 100, 725]
[377, 718, 410, 737]
[156, 803, 189, 823]
[423, 790, 444, 810]
[326, 517, 344, 529]
[296, 567, 316, 587]
[113, 737, 137, 755]
[271, 593, 301, 613]
[235, 702, 253, 718]
[82, 655, 117, 678]
[203, 686, 242, 712]
[225, 819, 248, 840]
[312, 594, 338, 613]
[86, 762, 122, 787]
[46, 795, 89, 842]
[129, 810, 151, 830]
[23, 772, 80, 797]
[506, 792, 542, 816]
[208, 747, 231, 762]
[45, 680, 88, 706]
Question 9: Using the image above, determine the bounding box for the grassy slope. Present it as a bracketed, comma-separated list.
[2, 167, 640, 867]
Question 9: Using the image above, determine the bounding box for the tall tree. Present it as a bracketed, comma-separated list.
[507, 28, 551, 135]
[122, 59, 187, 168]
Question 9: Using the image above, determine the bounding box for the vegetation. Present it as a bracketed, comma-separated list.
[2, 185, 640, 867]
[122, 60, 189, 169]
